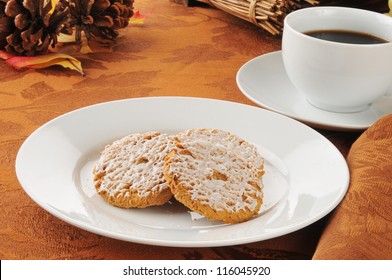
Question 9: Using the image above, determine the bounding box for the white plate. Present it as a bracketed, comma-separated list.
[237, 51, 392, 131]
[16, 97, 349, 247]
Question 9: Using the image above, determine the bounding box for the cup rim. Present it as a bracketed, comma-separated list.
[283, 6, 392, 47]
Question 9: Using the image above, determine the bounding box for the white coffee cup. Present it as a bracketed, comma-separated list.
[282, 7, 392, 113]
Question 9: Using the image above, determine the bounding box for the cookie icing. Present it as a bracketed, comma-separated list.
[94, 132, 174, 203]
[167, 128, 264, 213]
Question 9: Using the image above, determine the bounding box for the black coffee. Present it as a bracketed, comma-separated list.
[304, 30, 388, 44]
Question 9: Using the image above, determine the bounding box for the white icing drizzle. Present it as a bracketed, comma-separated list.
[94, 132, 174, 198]
[168, 128, 264, 212]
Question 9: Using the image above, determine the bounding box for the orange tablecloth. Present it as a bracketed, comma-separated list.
[1, 0, 387, 260]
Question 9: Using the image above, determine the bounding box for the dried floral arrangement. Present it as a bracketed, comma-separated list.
[185, 0, 389, 35]
[0, 0, 137, 74]
[0, 0, 390, 74]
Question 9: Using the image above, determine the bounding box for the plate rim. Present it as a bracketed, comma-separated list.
[15, 96, 350, 247]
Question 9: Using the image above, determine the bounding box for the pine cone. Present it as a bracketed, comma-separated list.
[0, 0, 70, 56]
[1, 1, 14, 49]
[63, 0, 134, 43]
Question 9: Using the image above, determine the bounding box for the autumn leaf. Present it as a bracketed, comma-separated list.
[0, 51, 13, 60]
[130, 10, 146, 25]
[387, 0, 392, 16]
[49, 0, 60, 15]
[57, 33, 93, 54]
[0, 51, 85, 76]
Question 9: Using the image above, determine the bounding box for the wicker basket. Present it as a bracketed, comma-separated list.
[207, 0, 317, 35]
[189, 0, 388, 35]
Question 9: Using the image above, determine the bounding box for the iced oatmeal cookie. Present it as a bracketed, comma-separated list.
[164, 128, 264, 224]
[93, 132, 174, 208]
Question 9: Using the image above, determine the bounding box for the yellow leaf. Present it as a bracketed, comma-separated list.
[80, 36, 93, 54]
[49, 0, 60, 15]
[130, 10, 146, 25]
[1, 51, 85, 76]
[57, 33, 77, 43]
[57, 33, 94, 54]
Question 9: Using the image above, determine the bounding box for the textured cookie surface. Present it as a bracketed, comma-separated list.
[164, 128, 264, 224]
[93, 132, 174, 208]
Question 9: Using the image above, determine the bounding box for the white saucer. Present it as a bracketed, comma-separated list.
[236, 51, 392, 131]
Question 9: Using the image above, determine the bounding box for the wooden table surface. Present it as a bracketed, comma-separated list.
[0, 0, 362, 259]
